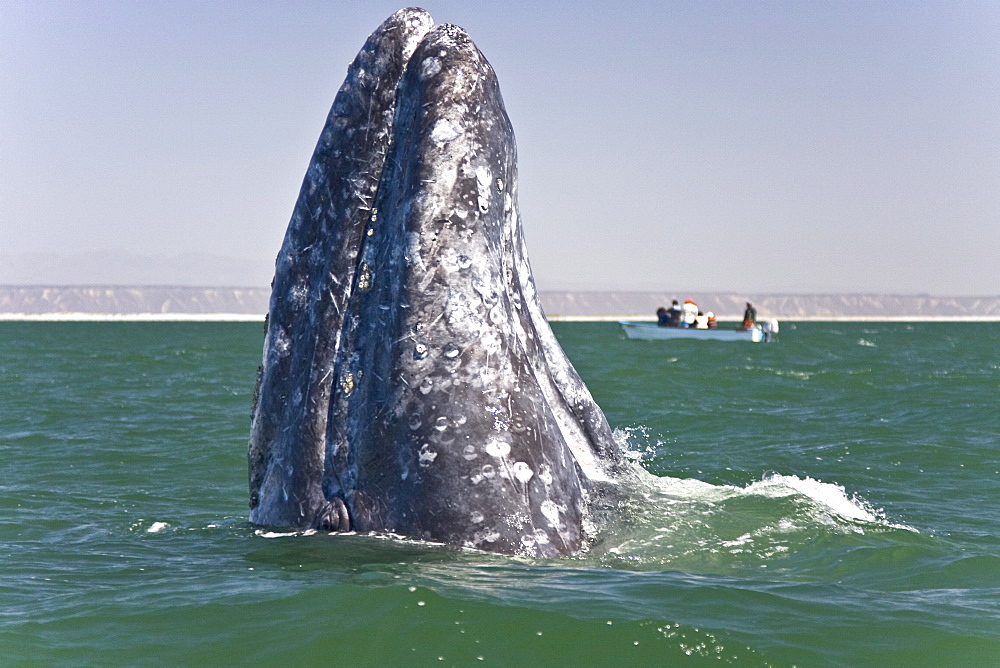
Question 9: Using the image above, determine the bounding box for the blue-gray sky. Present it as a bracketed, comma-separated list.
[2, 1, 998, 294]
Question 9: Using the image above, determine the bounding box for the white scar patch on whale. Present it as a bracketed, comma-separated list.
[512, 461, 534, 484]
[540, 499, 563, 528]
[418, 444, 437, 467]
[430, 119, 462, 144]
[484, 438, 511, 458]
[420, 57, 442, 80]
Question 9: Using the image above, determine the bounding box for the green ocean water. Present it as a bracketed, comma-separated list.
[1, 320, 998, 666]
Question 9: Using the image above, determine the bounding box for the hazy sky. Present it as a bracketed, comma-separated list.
[3, 1, 998, 294]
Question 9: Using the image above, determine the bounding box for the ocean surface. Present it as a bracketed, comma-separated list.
[2, 321, 998, 666]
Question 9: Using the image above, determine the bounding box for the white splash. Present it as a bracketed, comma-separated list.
[743, 474, 877, 522]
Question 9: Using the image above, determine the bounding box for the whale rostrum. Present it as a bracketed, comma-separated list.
[249, 8, 625, 557]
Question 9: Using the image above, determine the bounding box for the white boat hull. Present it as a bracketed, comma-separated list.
[619, 321, 772, 342]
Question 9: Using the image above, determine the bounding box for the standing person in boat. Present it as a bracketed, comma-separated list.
[742, 302, 757, 329]
[667, 299, 683, 327]
[706, 311, 718, 329]
[656, 306, 670, 326]
[682, 299, 698, 328]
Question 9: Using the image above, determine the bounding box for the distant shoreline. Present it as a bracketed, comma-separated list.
[0, 313, 265, 322]
[554, 315, 1000, 323]
[2, 286, 999, 321]
[2, 313, 999, 323]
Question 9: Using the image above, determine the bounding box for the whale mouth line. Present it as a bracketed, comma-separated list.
[316, 496, 351, 532]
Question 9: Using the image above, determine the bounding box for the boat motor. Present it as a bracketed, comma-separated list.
[762, 319, 779, 342]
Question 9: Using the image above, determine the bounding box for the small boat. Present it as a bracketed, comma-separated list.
[619, 319, 778, 342]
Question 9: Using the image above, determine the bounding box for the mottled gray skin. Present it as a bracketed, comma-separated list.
[250, 10, 624, 557]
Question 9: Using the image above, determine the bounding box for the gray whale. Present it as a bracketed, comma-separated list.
[249, 8, 624, 557]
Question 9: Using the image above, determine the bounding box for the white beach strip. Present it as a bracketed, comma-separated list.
[2, 312, 998, 323]
[546, 314, 1000, 323]
[0, 312, 266, 322]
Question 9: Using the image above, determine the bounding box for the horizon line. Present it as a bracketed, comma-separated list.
[3, 313, 1000, 324]
[1, 284, 998, 299]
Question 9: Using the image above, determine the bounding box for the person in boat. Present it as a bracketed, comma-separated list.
[694, 311, 709, 329]
[667, 299, 683, 327]
[656, 306, 670, 326]
[706, 311, 718, 329]
[742, 302, 757, 329]
[681, 299, 698, 328]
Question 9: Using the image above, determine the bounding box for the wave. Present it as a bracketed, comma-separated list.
[231, 426, 918, 576]
[597, 428, 918, 571]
